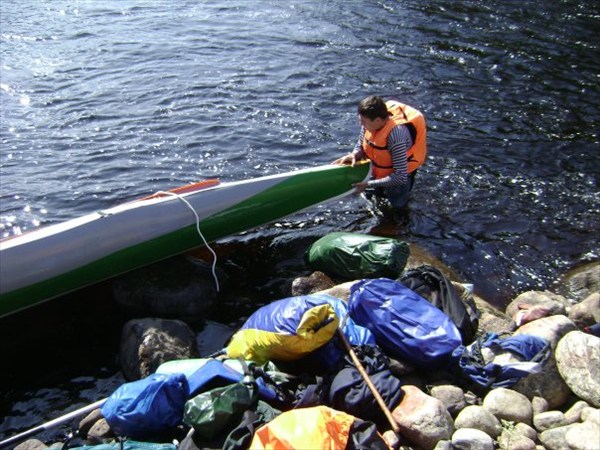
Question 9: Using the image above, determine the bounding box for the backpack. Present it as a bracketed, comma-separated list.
[349, 278, 463, 368]
[449, 332, 551, 390]
[399, 265, 480, 344]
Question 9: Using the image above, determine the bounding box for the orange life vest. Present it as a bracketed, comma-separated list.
[362, 100, 427, 178]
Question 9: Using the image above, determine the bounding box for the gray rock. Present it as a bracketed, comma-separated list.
[514, 422, 538, 442]
[78, 408, 104, 438]
[498, 428, 537, 450]
[568, 292, 600, 329]
[531, 396, 549, 416]
[454, 405, 502, 438]
[291, 271, 335, 296]
[555, 331, 600, 407]
[538, 425, 571, 450]
[559, 261, 600, 301]
[513, 357, 572, 410]
[119, 318, 199, 380]
[565, 400, 591, 424]
[483, 387, 533, 425]
[430, 384, 467, 418]
[432, 440, 453, 450]
[86, 418, 114, 444]
[474, 300, 513, 335]
[533, 410, 569, 432]
[451, 428, 494, 450]
[381, 430, 401, 450]
[565, 420, 600, 450]
[195, 320, 235, 357]
[317, 280, 356, 301]
[14, 440, 47, 450]
[582, 407, 600, 425]
[392, 385, 455, 450]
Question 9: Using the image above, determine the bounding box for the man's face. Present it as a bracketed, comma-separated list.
[359, 114, 386, 133]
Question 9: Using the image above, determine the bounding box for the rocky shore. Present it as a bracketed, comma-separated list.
[13, 243, 600, 450]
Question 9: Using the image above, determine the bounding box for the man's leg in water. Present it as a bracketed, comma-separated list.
[384, 172, 416, 209]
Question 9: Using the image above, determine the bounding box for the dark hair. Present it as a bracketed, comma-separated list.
[357, 96, 388, 120]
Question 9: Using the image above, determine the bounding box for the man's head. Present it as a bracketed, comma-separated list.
[357, 96, 388, 132]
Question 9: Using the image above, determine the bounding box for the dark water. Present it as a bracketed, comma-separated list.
[1, 0, 598, 444]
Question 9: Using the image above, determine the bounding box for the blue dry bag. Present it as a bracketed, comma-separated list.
[101, 373, 189, 439]
[348, 278, 462, 368]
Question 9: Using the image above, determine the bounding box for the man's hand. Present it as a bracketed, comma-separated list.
[332, 153, 356, 166]
[352, 181, 369, 193]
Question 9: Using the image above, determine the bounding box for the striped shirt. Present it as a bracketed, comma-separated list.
[352, 123, 413, 188]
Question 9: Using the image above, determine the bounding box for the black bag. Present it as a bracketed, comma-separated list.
[399, 265, 480, 344]
[327, 345, 404, 430]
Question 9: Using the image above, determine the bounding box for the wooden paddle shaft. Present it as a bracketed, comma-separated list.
[337, 329, 400, 435]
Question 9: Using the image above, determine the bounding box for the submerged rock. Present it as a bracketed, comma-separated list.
[112, 256, 220, 320]
[559, 261, 600, 301]
[119, 318, 199, 380]
[568, 292, 600, 329]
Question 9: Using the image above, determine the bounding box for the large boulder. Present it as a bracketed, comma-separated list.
[558, 261, 600, 301]
[505, 290, 571, 323]
[119, 318, 199, 380]
[112, 256, 220, 320]
[568, 292, 600, 329]
[555, 331, 600, 407]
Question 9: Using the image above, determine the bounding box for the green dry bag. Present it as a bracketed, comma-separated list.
[307, 232, 409, 279]
[183, 381, 256, 440]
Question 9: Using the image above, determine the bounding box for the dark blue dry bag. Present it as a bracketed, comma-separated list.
[348, 278, 462, 368]
[101, 372, 189, 439]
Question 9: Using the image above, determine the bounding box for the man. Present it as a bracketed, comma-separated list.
[333, 95, 427, 209]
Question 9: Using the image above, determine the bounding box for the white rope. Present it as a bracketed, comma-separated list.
[155, 190, 220, 292]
